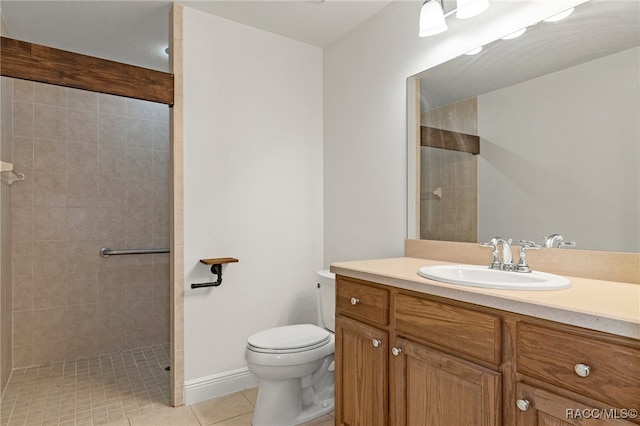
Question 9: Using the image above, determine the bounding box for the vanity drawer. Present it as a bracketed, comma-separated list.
[516, 322, 640, 410]
[394, 294, 501, 365]
[336, 277, 389, 326]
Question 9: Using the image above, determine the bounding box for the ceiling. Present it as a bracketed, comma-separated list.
[0, 0, 394, 72]
[418, 0, 640, 110]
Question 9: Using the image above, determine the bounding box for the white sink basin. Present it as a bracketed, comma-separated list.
[418, 264, 571, 290]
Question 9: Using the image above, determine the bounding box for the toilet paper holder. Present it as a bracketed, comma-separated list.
[191, 257, 239, 288]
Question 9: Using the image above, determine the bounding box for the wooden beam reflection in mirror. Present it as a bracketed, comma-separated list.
[421, 126, 479, 155]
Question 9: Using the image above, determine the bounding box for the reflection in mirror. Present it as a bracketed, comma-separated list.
[412, 1, 640, 253]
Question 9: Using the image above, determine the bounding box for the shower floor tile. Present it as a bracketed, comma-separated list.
[0, 345, 171, 426]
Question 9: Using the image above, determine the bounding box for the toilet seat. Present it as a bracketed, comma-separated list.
[248, 324, 330, 354]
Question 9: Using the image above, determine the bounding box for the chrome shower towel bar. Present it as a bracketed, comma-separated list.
[100, 247, 170, 257]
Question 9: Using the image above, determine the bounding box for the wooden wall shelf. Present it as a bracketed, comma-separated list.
[421, 126, 480, 155]
[192, 258, 239, 289]
[199, 257, 239, 266]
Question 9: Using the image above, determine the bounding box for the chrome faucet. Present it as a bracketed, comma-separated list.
[543, 234, 577, 248]
[480, 237, 513, 271]
[496, 238, 514, 271]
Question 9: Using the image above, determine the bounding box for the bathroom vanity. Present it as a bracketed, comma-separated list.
[331, 256, 640, 426]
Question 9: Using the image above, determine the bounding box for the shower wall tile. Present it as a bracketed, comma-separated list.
[12, 310, 32, 346]
[67, 173, 97, 207]
[127, 178, 154, 208]
[11, 83, 170, 367]
[67, 207, 99, 240]
[11, 205, 33, 242]
[12, 241, 33, 277]
[34, 138, 66, 172]
[12, 275, 33, 312]
[33, 172, 67, 206]
[68, 110, 97, 143]
[68, 88, 97, 111]
[98, 176, 127, 210]
[98, 93, 127, 115]
[68, 142, 98, 174]
[154, 122, 170, 151]
[98, 145, 127, 177]
[12, 136, 34, 172]
[33, 82, 66, 107]
[33, 241, 67, 276]
[34, 104, 66, 140]
[13, 102, 34, 137]
[127, 118, 154, 149]
[13, 80, 34, 102]
[33, 206, 68, 240]
[126, 148, 154, 178]
[11, 177, 33, 207]
[98, 114, 127, 146]
[67, 272, 98, 305]
[32, 307, 66, 344]
[66, 303, 98, 336]
[66, 240, 99, 273]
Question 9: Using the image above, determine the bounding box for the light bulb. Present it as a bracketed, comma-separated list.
[419, 0, 448, 37]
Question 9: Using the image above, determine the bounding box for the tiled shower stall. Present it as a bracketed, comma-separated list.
[1, 77, 171, 400]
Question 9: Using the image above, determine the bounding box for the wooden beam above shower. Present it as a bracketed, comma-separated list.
[421, 126, 480, 155]
[1, 37, 174, 106]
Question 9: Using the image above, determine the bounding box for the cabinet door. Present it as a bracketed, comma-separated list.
[515, 383, 637, 426]
[335, 315, 388, 426]
[392, 336, 501, 426]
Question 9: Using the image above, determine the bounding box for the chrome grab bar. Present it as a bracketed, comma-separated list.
[100, 247, 170, 258]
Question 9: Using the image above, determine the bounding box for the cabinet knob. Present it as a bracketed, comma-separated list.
[516, 399, 530, 412]
[391, 347, 402, 356]
[574, 363, 590, 378]
[350, 297, 360, 306]
[372, 339, 382, 348]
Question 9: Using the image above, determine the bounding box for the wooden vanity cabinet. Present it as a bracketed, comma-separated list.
[514, 322, 640, 425]
[334, 274, 640, 426]
[335, 275, 501, 425]
[392, 336, 501, 425]
[335, 277, 390, 426]
[515, 382, 637, 426]
[335, 316, 388, 426]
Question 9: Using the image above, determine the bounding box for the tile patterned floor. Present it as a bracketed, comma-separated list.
[0, 345, 171, 426]
[1, 345, 334, 425]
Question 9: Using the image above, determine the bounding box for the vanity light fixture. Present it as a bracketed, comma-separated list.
[419, 0, 491, 37]
[419, 0, 448, 37]
[543, 7, 575, 22]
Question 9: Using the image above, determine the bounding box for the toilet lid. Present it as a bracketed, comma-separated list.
[247, 324, 330, 353]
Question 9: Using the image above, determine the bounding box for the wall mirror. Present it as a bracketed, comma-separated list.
[408, 0, 639, 253]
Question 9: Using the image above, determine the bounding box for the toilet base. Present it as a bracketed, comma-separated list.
[252, 378, 334, 426]
[291, 385, 334, 425]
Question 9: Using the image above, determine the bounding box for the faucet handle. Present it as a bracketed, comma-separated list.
[480, 238, 501, 270]
[558, 241, 577, 248]
[516, 241, 540, 273]
[519, 240, 540, 249]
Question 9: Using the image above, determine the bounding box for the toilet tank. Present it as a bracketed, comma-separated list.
[317, 270, 336, 332]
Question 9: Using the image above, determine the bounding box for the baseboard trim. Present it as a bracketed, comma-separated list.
[185, 367, 257, 405]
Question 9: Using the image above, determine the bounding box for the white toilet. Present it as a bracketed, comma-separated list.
[245, 270, 336, 426]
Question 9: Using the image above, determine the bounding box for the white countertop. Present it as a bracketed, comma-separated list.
[330, 257, 640, 340]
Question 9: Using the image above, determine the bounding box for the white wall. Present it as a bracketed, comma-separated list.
[182, 6, 323, 402]
[478, 47, 640, 252]
[323, 0, 585, 265]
